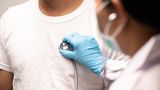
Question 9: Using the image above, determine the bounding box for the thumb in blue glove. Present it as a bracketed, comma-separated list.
[59, 32, 107, 75]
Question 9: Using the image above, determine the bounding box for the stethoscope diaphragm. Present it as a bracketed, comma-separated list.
[59, 41, 73, 51]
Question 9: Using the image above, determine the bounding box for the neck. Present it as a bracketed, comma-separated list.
[119, 19, 158, 56]
[39, 0, 83, 16]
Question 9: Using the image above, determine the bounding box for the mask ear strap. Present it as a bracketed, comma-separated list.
[112, 18, 128, 38]
[104, 12, 118, 35]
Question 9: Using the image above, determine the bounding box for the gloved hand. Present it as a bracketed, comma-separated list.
[60, 32, 107, 75]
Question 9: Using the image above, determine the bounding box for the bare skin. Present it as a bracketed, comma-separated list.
[111, 0, 158, 56]
[0, 0, 83, 90]
[97, 0, 158, 56]
[39, 0, 83, 16]
[0, 69, 13, 90]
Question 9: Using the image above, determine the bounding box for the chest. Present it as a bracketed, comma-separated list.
[5, 20, 99, 73]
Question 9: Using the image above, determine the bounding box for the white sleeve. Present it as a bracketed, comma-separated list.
[0, 11, 12, 72]
[100, 58, 130, 89]
[100, 46, 130, 89]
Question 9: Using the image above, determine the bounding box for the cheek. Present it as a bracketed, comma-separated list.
[97, 11, 122, 36]
[109, 17, 121, 35]
[97, 8, 113, 33]
[97, 9, 111, 33]
[116, 32, 128, 54]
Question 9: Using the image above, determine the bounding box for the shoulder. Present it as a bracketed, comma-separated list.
[1, 0, 34, 22]
[0, 0, 34, 36]
[0, 0, 35, 30]
[135, 63, 160, 90]
[8, 0, 33, 13]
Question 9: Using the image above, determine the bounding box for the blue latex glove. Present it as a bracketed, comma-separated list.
[60, 33, 107, 75]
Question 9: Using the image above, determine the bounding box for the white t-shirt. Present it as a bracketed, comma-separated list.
[0, 0, 104, 90]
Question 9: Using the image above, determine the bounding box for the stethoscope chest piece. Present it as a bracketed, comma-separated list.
[59, 41, 73, 51]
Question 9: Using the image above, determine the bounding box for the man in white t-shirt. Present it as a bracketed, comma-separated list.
[0, 0, 104, 90]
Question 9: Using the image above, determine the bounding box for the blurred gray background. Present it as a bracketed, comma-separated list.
[0, 0, 27, 16]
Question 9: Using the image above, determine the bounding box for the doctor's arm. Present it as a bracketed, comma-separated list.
[60, 33, 107, 75]
[0, 69, 13, 90]
[60, 33, 129, 89]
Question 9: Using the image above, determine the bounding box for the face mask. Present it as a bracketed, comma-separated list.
[97, 1, 130, 61]
[101, 34, 121, 51]
[99, 12, 126, 52]
[97, 1, 128, 52]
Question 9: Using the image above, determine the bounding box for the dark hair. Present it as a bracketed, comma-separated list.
[121, 0, 160, 30]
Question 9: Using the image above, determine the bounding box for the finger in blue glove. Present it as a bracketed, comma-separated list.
[60, 32, 107, 75]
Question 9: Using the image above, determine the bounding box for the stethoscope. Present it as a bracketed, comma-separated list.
[59, 42, 78, 90]
[60, 42, 73, 51]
